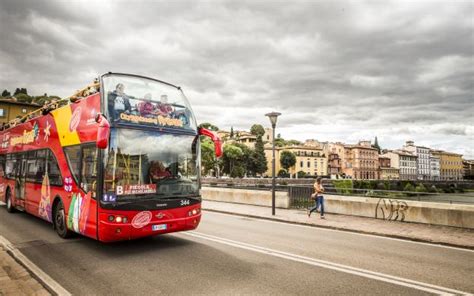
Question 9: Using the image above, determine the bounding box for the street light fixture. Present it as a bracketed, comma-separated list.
[265, 111, 281, 216]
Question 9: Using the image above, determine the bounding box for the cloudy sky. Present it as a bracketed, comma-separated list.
[0, 0, 473, 157]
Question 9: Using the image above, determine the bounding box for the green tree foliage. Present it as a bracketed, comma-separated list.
[222, 144, 246, 178]
[373, 136, 381, 153]
[14, 88, 28, 95]
[250, 124, 265, 137]
[297, 171, 306, 178]
[201, 138, 219, 176]
[274, 137, 286, 147]
[280, 150, 296, 171]
[277, 169, 289, 178]
[230, 126, 234, 138]
[15, 93, 33, 103]
[1, 89, 11, 97]
[403, 183, 415, 192]
[198, 122, 219, 131]
[250, 135, 268, 176]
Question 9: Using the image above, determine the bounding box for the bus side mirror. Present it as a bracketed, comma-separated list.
[95, 113, 110, 149]
[198, 128, 222, 158]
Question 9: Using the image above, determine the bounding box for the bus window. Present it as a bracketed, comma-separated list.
[5, 154, 17, 179]
[0, 154, 5, 177]
[47, 151, 62, 186]
[81, 146, 97, 195]
[64, 146, 81, 186]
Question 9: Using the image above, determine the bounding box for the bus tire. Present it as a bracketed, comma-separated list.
[5, 188, 15, 213]
[53, 199, 73, 239]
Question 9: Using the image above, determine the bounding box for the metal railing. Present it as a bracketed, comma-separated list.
[287, 185, 474, 208]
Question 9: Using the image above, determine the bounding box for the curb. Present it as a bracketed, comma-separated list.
[0, 235, 71, 296]
[202, 208, 474, 251]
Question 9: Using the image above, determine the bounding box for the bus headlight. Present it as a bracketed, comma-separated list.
[115, 216, 123, 223]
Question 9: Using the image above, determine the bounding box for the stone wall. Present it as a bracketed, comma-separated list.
[201, 186, 474, 229]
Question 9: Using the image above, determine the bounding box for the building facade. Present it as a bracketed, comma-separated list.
[343, 141, 379, 180]
[0, 99, 41, 124]
[381, 150, 417, 180]
[429, 154, 440, 181]
[264, 145, 328, 177]
[431, 150, 464, 180]
[404, 141, 431, 180]
[463, 160, 474, 180]
[378, 156, 399, 180]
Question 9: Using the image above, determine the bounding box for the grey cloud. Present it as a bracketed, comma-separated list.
[0, 0, 473, 157]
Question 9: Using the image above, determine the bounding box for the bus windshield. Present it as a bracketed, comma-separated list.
[103, 74, 197, 131]
[103, 128, 199, 201]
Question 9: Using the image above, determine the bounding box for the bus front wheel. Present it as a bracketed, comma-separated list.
[54, 200, 73, 239]
[5, 189, 15, 213]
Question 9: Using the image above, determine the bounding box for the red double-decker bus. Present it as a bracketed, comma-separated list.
[0, 73, 221, 242]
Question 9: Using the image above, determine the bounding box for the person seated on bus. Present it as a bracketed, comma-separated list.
[137, 93, 156, 118]
[149, 161, 171, 182]
[108, 83, 132, 120]
[156, 95, 174, 117]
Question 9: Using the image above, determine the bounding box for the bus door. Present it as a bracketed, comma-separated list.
[14, 154, 27, 208]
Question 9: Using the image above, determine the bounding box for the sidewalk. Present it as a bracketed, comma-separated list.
[202, 200, 474, 249]
[0, 245, 50, 296]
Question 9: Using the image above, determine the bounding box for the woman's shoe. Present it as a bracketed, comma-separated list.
[320, 215, 325, 219]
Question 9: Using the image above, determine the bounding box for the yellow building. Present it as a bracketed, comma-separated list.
[264, 145, 328, 177]
[0, 99, 41, 124]
[431, 150, 464, 180]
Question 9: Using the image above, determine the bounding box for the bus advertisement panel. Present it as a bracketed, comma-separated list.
[0, 73, 222, 242]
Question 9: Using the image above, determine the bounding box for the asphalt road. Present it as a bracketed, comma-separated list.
[0, 204, 473, 295]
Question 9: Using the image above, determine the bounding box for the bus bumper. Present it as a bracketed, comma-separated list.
[98, 209, 201, 242]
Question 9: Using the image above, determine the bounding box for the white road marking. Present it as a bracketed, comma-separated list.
[181, 231, 471, 296]
[0, 235, 71, 296]
[203, 210, 474, 253]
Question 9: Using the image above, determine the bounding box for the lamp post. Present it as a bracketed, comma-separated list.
[265, 111, 281, 216]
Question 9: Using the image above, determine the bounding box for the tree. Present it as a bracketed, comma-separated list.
[250, 134, 268, 176]
[373, 136, 381, 153]
[15, 93, 32, 103]
[222, 144, 245, 177]
[14, 88, 27, 95]
[201, 138, 218, 176]
[230, 126, 234, 138]
[198, 122, 219, 131]
[280, 150, 296, 171]
[278, 169, 289, 178]
[297, 171, 307, 178]
[274, 138, 286, 147]
[250, 124, 265, 137]
[1, 89, 10, 97]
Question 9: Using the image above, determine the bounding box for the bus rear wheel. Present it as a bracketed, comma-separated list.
[54, 200, 73, 238]
[5, 190, 15, 213]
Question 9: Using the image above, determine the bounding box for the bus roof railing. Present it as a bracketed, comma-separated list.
[1, 80, 100, 131]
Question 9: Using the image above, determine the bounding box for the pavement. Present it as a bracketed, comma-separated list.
[202, 200, 474, 249]
[0, 200, 474, 296]
[0, 245, 50, 296]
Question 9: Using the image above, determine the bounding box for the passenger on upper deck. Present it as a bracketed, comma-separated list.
[137, 93, 156, 118]
[108, 83, 132, 120]
[156, 95, 174, 117]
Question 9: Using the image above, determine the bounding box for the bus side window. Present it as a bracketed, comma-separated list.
[47, 150, 62, 186]
[64, 146, 81, 186]
[5, 154, 16, 179]
[25, 150, 39, 183]
[81, 146, 97, 195]
[0, 154, 5, 177]
[35, 150, 47, 183]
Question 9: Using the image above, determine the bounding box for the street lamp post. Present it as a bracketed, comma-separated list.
[265, 112, 281, 216]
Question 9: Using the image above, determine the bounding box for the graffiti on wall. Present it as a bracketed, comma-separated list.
[375, 198, 408, 222]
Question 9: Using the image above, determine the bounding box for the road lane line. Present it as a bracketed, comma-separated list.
[203, 210, 474, 253]
[0, 235, 71, 296]
[180, 231, 471, 296]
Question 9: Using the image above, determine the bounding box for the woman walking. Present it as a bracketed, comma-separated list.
[308, 177, 325, 219]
